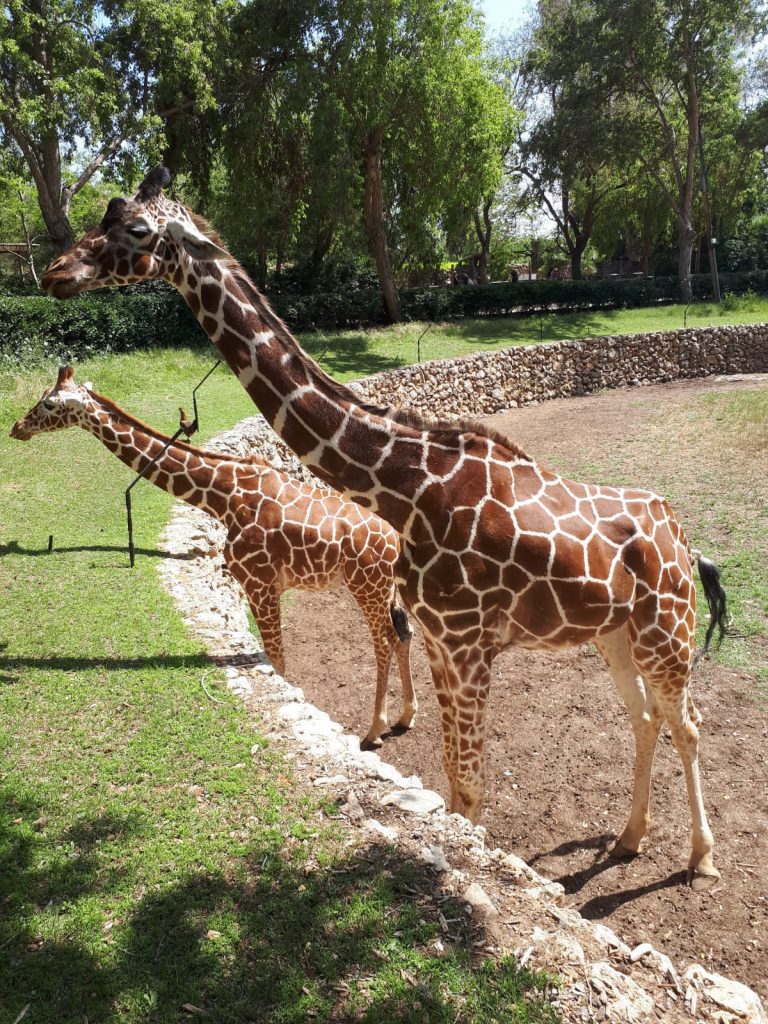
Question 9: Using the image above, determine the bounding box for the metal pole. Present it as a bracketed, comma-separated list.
[698, 124, 721, 304]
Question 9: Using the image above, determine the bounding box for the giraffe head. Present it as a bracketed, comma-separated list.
[10, 366, 93, 440]
[42, 167, 228, 298]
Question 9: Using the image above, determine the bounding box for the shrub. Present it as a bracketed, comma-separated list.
[0, 290, 204, 365]
[4, 269, 768, 366]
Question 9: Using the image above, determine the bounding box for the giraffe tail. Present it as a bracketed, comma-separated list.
[693, 554, 728, 669]
[390, 604, 413, 643]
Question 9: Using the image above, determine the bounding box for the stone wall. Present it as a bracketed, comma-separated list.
[351, 323, 768, 418]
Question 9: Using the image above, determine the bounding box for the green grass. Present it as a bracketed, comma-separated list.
[0, 355, 556, 1024]
[299, 295, 768, 378]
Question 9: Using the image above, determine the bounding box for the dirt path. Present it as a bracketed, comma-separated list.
[280, 375, 768, 998]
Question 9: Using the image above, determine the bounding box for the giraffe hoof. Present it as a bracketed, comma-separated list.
[360, 735, 383, 752]
[687, 867, 720, 892]
[390, 718, 415, 736]
[608, 840, 639, 861]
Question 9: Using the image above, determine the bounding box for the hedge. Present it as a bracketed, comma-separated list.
[0, 290, 204, 365]
[3, 270, 768, 364]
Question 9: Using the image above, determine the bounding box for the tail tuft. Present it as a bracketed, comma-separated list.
[694, 555, 728, 669]
[390, 604, 413, 642]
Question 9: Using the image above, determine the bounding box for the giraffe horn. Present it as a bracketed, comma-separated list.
[136, 166, 171, 201]
[56, 365, 74, 387]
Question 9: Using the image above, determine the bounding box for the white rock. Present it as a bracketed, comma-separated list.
[306, 738, 350, 759]
[629, 941, 653, 963]
[380, 789, 445, 815]
[419, 844, 450, 871]
[684, 965, 768, 1023]
[463, 882, 499, 921]
[291, 717, 342, 740]
[364, 819, 399, 842]
[341, 790, 364, 821]
[372, 760, 408, 786]
[313, 774, 349, 787]
[590, 962, 654, 1022]
[592, 923, 631, 958]
[277, 703, 330, 723]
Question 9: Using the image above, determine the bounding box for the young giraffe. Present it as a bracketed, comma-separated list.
[43, 167, 728, 888]
[10, 365, 417, 750]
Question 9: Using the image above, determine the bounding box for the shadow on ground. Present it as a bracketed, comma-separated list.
[0, 539, 191, 562]
[0, 802, 556, 1024]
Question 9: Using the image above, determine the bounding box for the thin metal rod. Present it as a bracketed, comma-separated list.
[698, 124, 721, 303]
[125, 359, 221, 567]
[190, 359, 221, 435]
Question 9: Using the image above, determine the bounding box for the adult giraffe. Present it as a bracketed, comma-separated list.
[11, 365, 416, 750]
[43, 167, 728, 888]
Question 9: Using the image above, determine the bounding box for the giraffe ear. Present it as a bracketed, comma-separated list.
[167, 219, 229, 263]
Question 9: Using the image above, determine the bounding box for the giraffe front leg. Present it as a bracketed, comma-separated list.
[248, 587, 286, 677]
[423, 635, 460, 811]
[595, 628, 663, 858]
[448, 655, 491, 824]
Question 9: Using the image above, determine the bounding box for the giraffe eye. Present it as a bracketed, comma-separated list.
[42, 400, 56, 411]
[128, 224, 150, 238]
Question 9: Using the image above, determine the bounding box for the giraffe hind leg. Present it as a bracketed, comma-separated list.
[652, 682, 719, 890]
[248, 587, 286, 677]
[594, 627, 663, 859]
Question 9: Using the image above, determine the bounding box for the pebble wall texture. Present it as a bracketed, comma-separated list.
[352, 324, 768, 418]
[156, 329, 768, 1023]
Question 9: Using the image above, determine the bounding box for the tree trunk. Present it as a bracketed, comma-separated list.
[678, 214, 695, 304]
[570, 245, 583, 281]
[305, 222, 334, 289]
[473, 199, 493, 285]
[363, 130, 400, 323]
[18, 190, 40, 287]
[38, 193, 74, 252]
[256, 223, 267, 289]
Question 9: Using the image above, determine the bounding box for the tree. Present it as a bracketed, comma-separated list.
[314, 0, 511, 320]
[508, 2, 637, 280]
[0, 0, 228, 252]
[559, 0, 764, 301]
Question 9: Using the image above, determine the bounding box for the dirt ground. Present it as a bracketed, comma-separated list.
[279, 375, 768, 999]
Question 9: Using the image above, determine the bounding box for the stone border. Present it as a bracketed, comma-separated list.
[155, 354, 768, 1023]
[352, 323, 768, 419]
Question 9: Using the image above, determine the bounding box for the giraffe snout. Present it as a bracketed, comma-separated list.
[10, 419, 31, 441]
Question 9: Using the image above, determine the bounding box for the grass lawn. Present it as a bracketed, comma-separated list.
[300, 294, 768, 379]
[0, 354, 556, 1024]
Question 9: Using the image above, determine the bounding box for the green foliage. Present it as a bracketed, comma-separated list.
[0, 290, 203, 364]
[211, 0, 515, 308]
[7, 270, 768, 363]
[0, 0, 229, 248]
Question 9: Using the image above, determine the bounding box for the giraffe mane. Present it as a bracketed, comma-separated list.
[376, 405, 532, 461]
[186, 212, 532, 463]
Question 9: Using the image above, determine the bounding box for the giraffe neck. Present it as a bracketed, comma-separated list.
[79, 393, 238, 522]
[179, 258, 429, 533]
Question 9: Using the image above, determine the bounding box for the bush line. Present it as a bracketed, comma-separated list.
[3, 271, 768, 363]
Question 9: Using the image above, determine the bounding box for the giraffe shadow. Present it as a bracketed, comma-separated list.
[527, 832, 683, 910]
[528, 832, 629, 892]
[0, 650, 213, 685]
[576, 872, 685, 920]
[0, 540, 192, 561]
